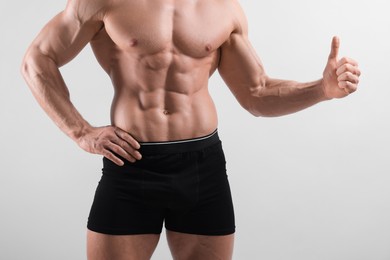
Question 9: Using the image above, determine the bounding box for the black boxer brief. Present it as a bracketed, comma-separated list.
[87, 130, 235, 236]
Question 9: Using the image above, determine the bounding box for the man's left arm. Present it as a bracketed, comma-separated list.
[218, 9, 361, 117]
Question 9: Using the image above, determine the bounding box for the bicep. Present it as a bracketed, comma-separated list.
[218, 33, 268, 104]
[218, 0, 267, 97]
[27, 6, 103, 67]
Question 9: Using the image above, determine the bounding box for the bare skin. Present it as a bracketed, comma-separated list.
[21, 0, 361, 259]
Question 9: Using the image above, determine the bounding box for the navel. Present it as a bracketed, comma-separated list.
[163, 109, 170, 115]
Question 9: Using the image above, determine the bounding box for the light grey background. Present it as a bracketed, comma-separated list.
[1, 0, 389, 259]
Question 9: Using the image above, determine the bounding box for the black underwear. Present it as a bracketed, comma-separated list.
[87, 130, 235, 236]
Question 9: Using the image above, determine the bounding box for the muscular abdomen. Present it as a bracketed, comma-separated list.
[90, 40, 220, 141]
[110, 86, 218, 142]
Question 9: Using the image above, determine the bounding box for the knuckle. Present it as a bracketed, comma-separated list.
[348, 81, 356, 89]
[347, 84, 357, 93]
[344, 57, 352, 65]
[347, 64, 355, 72]
[337, 64, 347, 75]
[99, 131, 110, 139]
[94, 141, 104, 151]
[100, 139, 110, 147]
[114, 129, 122, 137]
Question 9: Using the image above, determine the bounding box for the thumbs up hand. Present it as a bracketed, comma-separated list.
[322, 36, 361, 99]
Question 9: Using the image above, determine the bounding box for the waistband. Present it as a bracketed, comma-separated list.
[139, 129, 220, 155]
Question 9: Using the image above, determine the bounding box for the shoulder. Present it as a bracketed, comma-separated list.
[225, 0, 248, 35]
[221, 0, 248, 47]
[64, 0, 110, 23]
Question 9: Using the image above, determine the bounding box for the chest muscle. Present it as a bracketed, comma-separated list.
[103, 0, 233, 57]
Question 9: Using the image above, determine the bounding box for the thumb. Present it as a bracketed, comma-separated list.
[328, 36, 340, 60]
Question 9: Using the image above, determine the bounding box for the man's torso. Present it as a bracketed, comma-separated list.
[88, 0, 238, 141]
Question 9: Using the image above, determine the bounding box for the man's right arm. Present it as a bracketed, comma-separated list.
[21, 0, 141, 166]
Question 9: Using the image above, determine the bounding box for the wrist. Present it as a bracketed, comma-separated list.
[68, 122, 93, 143]
[319, 78, 333, 101]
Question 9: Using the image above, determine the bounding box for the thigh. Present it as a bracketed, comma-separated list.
[87, 158, 166, 235]
[166, 230, 234, 260]
[87, 230, 160, 260]
[165, 143, 235, 236]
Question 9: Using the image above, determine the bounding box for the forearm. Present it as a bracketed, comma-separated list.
[21, 50, 92, 141]
[247, 78, 329, 117]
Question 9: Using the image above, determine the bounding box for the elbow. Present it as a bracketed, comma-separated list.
[248, 110, 264, 118]
[241, 96, 265, 117]
[20, 53, 35, 89]
[20, 50, 49, 97]
[242, 95, 281, 118]
[20, 48, 51, 87]
[20, 64, 34, 88]
[20, 49, 38, 82]
[20, 54, 30, 80]
[245, 100, 262, 117]
[247, 107, 280, 118]
[240, 87, 267, 118]
[247, 105, 269, 118]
